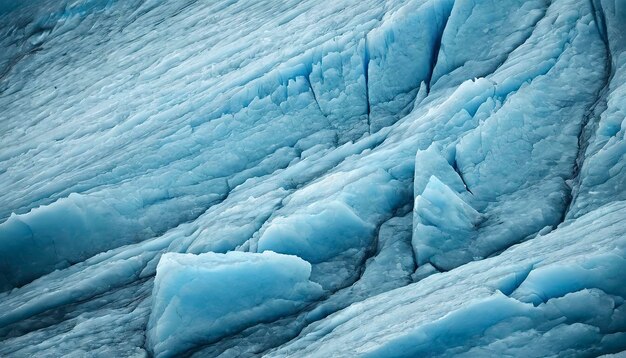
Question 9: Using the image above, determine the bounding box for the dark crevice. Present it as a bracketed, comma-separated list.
[425, 9, 451, 94]
[451, 156, 473, 195]
[358, 201, 414, 284]
[363, 34, 372, 134]
[304, 72, 326, 118]
[428, 3, 548, 95]
[563, 1, 612, 220]
[0, 44, 43, 94]
[500, 264, 534, 297]
[589, 0, 610, 47]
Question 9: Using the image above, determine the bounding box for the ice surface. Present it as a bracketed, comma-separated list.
[412, 175, 484, 269]
[266, 200, 626, 357]
[567, 0, 626, 219]
[0, 0, 624, 356]
[430, 0, 549, 91]
[147, 251, 323, 357]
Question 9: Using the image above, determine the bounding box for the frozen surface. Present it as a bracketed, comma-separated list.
[267, 200, 626, 357]
[147, 251, 323, 357]
[0, 0, 624, 356]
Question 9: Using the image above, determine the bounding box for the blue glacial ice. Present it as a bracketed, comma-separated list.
[147, 251, 323, 357]
[0, 0, 625, 356]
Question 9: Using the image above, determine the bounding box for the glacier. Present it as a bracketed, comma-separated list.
[0, 0, 625, 357]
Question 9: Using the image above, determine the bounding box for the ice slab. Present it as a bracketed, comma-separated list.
[147, 251, 323, 358]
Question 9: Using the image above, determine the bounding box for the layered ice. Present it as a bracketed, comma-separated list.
[413, 175, 484, 269]
[147, 251, 323, 357]
[0, 0, 624, 356]
[567, 0, 626, 219]
[266, 200, 626, 357]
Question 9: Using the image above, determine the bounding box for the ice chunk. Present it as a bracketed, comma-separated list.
[0, 193, 145, 291]
[413, 176, 484, 269]
[366, 0, 454, 131]
[147, 251, 323, 358]
[256, 200, 377, 291]
[511, 253, 626, 305]
[257, 201, 374, 265]
[414, 145, 468, 198]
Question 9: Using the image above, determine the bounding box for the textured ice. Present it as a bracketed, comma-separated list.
[413, 175, 484, 268]
[266, 200, 626, 357]
[147, 251, 323, 357]
[0, 0, 625, 356]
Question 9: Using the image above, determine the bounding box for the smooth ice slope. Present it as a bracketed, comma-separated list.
[147, 251, 323, 357]
[0, 0, 625, 356]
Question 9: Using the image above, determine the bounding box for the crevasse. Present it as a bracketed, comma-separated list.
[0, 0, 625, 357]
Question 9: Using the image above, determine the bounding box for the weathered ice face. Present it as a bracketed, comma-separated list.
[0, 0, 625, 357]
